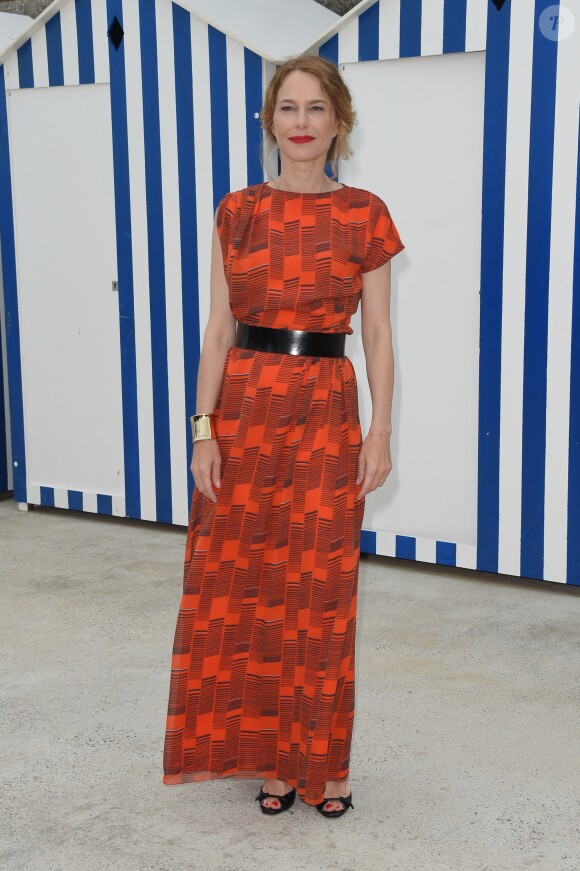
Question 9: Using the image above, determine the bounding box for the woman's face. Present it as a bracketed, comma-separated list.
[271, 70, 340, 166]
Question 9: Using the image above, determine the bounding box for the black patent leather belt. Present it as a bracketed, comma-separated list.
[234, 322, 346, 358]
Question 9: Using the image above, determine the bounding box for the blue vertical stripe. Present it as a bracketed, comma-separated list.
[0, 314, 6, 490]
[359, 1, 379, 62]
[443, 0, 467, 54]
[208, 26, 230, 210]
[68, 490, 83, 511]
[40, 486, 55, 507]
[436, 540, 457, 566]
[476, 1, 510, 573]
[244, 48, 264, 184]
[319, 34, 338, 66]
[360, 528, 377, 554]
[46, 13, 64, 87]
[567, 107, 580, 586]
[139, 0, 172, 523]
[245, 47, 263, 184]
[396, 535, 416, 560]
[75, 0, 95, 85]
[400, 0, 422, 59]
[173, 2, 200, 511]
[97, 493, 113, 515]
[520, 0, 558, 579]
[0, 65, 26, 501]
[17, 40, 34, 88]
[107, 0, 140, 519]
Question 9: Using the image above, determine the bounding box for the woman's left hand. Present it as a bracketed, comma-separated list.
[355, 430, 393, 499]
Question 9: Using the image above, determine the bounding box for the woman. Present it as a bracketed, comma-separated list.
[162, 54, 405, 819]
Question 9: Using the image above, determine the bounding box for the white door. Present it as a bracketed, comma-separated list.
[341, 51, 485, 547]
[8, 82, 123, 511]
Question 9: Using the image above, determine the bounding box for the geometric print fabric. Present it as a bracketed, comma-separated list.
[163, 181, 405, 806]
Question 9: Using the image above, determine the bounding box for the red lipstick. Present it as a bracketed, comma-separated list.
[289, 136, 315, 143]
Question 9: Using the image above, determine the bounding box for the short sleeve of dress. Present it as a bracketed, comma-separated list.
[360, 194, 405, 273]
[215, 191, 235, 263]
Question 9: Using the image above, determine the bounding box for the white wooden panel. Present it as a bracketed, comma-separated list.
[543, 0, 580, 583]
[92, 0, 110, 85]
[59, 0, 79, 86]
[226, 37, 249, 194]
[421, 0, 444, 57]
[191, 14, 214, 336]
[30, 22, 48, 88]
[378, 0, 403, 61]
[123, 0, 156, 521]
[497, 3, 534, 577]
[157, 0, 188, 525]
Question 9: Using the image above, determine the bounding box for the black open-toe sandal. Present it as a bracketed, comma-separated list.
[255, 784, 296, 815]
[315, 792, 354, 818]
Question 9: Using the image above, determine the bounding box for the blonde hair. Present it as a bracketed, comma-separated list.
[260, 55, 357, 181]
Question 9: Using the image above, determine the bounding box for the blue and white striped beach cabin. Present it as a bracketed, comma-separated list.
[0, 0, 579, 587]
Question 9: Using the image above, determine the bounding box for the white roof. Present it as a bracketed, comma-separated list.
[181, 0, 339, 62]
[0, 12, 34, 56]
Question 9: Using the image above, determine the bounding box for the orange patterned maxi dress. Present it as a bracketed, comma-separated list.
[162, 181, 405, 806]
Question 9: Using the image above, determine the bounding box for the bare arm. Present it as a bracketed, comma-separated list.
[360, 259, 394, 435]
[356, 259, 394, 498]
[191, 208, 237, 503]
[195, 209, 237, 414]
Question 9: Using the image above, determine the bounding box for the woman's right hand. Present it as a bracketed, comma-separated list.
[191, 439, 222, 503]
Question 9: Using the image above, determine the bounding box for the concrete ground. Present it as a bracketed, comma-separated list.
[1, 494, 579, 871]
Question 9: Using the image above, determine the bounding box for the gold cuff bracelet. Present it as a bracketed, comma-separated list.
[191, 413, 217, 442]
